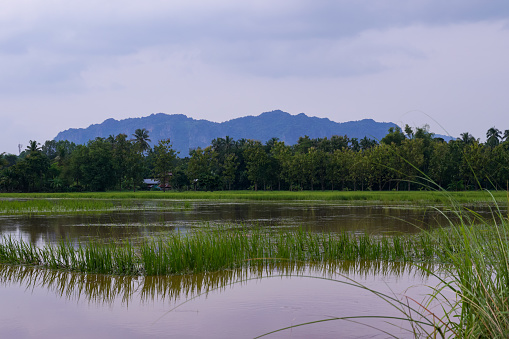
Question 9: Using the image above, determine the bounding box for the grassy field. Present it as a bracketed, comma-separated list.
[0, 189, 507, 204]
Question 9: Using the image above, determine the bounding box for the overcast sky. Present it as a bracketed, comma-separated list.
[1, 0, 509, 154]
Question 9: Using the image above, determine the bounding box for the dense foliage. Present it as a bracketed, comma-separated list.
[1, 126, 509, 192]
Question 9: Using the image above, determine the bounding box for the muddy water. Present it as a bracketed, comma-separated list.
[0, 200, 486, 244]
[0, 262, 451, 339]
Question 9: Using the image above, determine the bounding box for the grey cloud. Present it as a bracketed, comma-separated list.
[4, 0, 509, 54]
[201, 37, 428, 78]
[0, 0, 508, 93]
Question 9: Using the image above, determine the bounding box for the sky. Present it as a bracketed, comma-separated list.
[1, 0, 509, 154]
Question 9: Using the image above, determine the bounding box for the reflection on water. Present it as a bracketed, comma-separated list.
[0, 261, 433, 306]
[1, 200, 496, 244]
[0, 261, 446, 338]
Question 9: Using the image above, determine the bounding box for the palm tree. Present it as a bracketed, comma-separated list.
[486, 127, 501, 147]
[26, 140, 41, 153]
[132, 128, 151, 154]
[503, 129, 509, 142]
[458, 132, 475, 145]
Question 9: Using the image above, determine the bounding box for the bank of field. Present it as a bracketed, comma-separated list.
[0, 190, 507, 204]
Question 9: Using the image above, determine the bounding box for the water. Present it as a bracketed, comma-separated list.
[0, 199, 473, 338]
[0, 200, 484, 244]
[0, 262, 450, 339]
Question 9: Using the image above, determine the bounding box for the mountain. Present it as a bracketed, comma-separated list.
[54, 110, 399, 155]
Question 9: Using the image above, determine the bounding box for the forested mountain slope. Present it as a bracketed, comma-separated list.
[54, 110, 398, 155]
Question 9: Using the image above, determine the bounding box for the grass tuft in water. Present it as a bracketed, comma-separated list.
[0, 224, 479, 276]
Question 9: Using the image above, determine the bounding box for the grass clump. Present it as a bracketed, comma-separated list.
[422, 197, 509, 338]
[0, 226, 471, 276]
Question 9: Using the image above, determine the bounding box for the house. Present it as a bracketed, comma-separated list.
[143, 173, 173, 190]
[143, 179, 159, 190]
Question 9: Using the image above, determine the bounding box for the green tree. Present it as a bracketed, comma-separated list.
[81, 138, 116, 191]
[486, 127, 501, 148]
[461, 141, 488, 190]
[153, 139, 178, 191]
[397, 139, 425, 190]
[458, 132, 476, 145]
[188, 147, 219, 191]
[381, 127, 406, 146]
[222, 153, 239, 190]
[243, 140, 269, 191]
[360, 137, 378, 151]
[271, 141, 292, 190]
[368, 143, 396, 190]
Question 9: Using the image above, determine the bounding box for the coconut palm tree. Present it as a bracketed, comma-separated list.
[503, 129, 509, 142]
[486, 127, 501, 147]
[132, 128, 151, 154]
[458, 132, 475, 145]
[26, 140, 41, 154]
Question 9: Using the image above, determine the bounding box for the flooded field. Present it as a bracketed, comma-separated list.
[0, 199, 492, 338]
[0, 199, 489, 244]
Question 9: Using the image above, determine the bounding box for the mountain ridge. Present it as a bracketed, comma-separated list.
[54, 110, 400, 155]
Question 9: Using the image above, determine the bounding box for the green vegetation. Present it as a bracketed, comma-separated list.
[0, 214, 495, 276]
[424, 202, 509, 337]
[0, 190, 507, 204]
[2, 125, 509, 193]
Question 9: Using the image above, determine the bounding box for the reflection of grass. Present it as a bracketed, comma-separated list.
[0, 261, 428, 306]
[1, 190, 506, 203]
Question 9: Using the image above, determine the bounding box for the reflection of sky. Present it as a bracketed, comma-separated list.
[0, 263, 451, 339]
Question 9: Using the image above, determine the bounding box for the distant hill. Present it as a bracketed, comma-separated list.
[54, 110, 400, 155]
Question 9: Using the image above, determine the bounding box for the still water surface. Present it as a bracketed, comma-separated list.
[0, 200, 489, 244]
[0, 262, 448, 339]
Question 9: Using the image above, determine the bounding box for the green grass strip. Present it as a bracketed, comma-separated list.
[1, 190, 507, 203]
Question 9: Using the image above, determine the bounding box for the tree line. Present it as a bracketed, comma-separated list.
[1, 126, 509, 193]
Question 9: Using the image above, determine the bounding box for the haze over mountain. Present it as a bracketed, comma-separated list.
[54, 110, 400, 155]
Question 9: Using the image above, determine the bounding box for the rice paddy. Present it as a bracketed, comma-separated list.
[1, 191, 509, 337]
